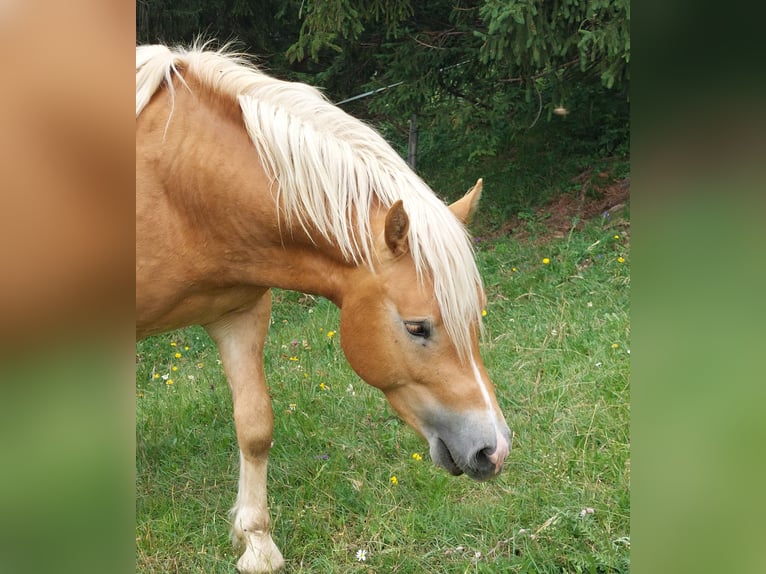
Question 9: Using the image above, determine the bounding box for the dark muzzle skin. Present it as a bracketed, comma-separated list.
[425, 409, 511, 481]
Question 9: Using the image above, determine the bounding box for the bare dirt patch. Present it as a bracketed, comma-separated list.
[494, 172, 630, 243]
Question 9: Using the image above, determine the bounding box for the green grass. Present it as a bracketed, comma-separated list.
[136, 211, 630, 573]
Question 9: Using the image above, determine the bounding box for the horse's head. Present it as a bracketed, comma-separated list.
[339, 180, 511, 481]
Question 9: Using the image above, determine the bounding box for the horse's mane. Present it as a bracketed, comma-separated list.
[136, 42, 484, 360]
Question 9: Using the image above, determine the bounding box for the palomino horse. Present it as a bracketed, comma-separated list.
[136, 43, 511, 573]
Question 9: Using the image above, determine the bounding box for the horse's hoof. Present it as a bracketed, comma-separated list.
[235, 533, 285, 573]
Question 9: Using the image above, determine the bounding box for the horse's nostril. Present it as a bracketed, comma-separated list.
[474, 446, 494, 467]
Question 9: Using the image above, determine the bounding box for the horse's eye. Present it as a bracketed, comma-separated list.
[404, 320, 432, 339]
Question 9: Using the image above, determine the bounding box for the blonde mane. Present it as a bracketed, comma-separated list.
[136, 43, 484, 359]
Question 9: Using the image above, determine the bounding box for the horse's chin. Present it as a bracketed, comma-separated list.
[431, 438, 464, 476]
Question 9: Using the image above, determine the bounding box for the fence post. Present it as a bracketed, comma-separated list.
[407, 113, 418, 170]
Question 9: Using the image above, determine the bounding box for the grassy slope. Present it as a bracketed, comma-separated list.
[136, 198, 630, 572]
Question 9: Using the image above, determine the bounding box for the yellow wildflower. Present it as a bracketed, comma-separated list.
[153, 373, 160, 380]
[611, 343, 619, 349]
[166, 379, 174, 385]
[542, 258, 550, 265]
[174, 352, 182, 359]
[614, 234, 620, 240]
[184, 346, 190, 351]
[617, 256, 625, 263]
[319, 382, 327, 390]
[327, 330, 336, 339]
[390, 476, 398, 485]
[288, 356, 298, 362]
[411, 453, 422, 461]
[170, 342, 177, 347]
[481, 309, 487, 317]
[171, 366, 178, 372]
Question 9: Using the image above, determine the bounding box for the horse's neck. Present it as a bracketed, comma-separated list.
[139, 81, 360, 312]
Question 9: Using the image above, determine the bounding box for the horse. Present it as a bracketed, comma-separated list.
[136, 43, 511, 573]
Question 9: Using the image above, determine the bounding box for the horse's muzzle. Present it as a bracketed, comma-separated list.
[430, 424, 511, 481]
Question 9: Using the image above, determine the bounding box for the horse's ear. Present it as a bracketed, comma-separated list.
[449, 178, 483, 224]
[384, 200, 410, 257]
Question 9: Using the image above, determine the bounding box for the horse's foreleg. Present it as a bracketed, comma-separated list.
[205, 291, 285, 574]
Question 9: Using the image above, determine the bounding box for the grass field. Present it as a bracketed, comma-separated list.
[136, 202, 630, 573]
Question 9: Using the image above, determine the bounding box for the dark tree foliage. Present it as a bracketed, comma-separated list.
[286, 1, 628, 143]
[136, 0, 306, 74]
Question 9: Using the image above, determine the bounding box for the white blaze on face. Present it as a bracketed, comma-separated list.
[470, 353, 510, 473]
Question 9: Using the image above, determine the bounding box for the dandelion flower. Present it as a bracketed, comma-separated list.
[184, 346, 190, 351]
[612, 343, 619, 349]
[614, 234, 620, 240]
[288, 356, 298, 362]
[481, 309, 487, 317]
[326, 330, 336, 339]
[153, 373, 160, 380]
[355, 549, 367, 562]
[390, 476, 398, 485]
[174, 352, 182, 359]
[542, 258, 550, 265]
[170, 342, 177, 347]
[512, 267, 518, 272]
[171, 366, 178, 372]
[411, 453, 422, 461]
[319, 382, 327, 390]
[166, 379, 174, 385]
[617, 256, 625, 263]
